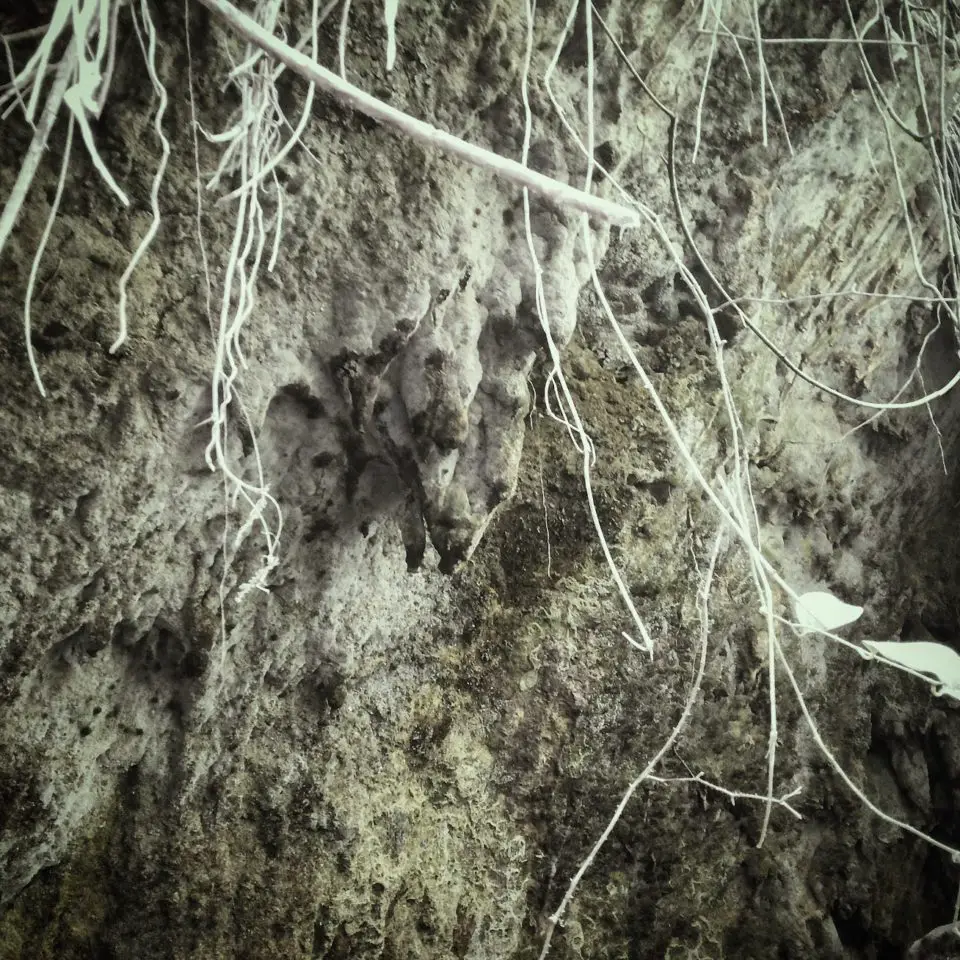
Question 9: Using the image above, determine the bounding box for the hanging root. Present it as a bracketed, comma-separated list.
[0, 0, 169, 392]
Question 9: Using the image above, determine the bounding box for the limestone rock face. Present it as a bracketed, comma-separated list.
[1, 0, 960, 958]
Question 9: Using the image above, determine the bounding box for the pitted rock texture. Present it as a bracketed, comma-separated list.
[0, 1, 604, 954]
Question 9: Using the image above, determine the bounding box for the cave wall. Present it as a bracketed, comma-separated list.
[1, 0, 960, 958]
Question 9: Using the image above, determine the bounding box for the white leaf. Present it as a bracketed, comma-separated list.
[862, 640, 960, 700]
[384, 0, 399, 71]
[794, 591, 863, 633]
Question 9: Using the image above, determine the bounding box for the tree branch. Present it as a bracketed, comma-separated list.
[193, 0, 640, 228]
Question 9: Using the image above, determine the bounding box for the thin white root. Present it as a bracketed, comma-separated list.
[113, 0, 171, 354]
[383, 0, 398, 71]
[24, 112, 75, 397]
[0, 50, 73, 264]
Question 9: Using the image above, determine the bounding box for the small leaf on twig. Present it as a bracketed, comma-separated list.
[862, 640, 960, 701]
[794, 591, 863, 633]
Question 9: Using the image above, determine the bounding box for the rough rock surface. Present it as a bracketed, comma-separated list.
[1, 0, 960, 958]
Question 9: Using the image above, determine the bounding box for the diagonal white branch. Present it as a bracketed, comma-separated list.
[192, 0, 640, 227]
